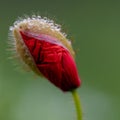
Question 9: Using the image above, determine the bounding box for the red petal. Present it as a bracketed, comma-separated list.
[20, 31, 81, 91]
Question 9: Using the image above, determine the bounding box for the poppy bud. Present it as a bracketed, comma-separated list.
[9, 15, 81, 91]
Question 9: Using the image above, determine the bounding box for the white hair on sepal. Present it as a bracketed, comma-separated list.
[10, 15, 73, 51]
[8, 25, 32, 73]
[10, 15, 67, 37]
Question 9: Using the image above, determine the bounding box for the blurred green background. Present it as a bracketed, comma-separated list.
[0, 0, 120, 120]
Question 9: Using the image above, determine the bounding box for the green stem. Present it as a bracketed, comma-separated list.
[71, 89, 82, 120]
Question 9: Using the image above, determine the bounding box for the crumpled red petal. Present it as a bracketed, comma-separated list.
[20, 31, 81, 91]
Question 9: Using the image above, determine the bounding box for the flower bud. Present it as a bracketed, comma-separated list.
[9, 15, 81, 91]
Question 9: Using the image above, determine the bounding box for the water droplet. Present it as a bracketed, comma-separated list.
[10, 26, 13, 31]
